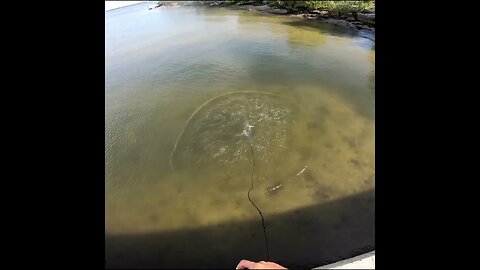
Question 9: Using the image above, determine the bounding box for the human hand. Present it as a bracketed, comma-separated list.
[236, 259, 286, 269]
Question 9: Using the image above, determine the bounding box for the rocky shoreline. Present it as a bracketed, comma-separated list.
[153, 2, 179, 9]
[152, 1, 375, 34]
[242, 4, 373, 31]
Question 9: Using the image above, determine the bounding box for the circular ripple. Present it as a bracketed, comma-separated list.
[171, 92, 311, 175]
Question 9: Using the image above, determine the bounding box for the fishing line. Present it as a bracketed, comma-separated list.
[245, 125, 270, 261]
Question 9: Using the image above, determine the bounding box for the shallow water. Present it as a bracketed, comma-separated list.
[105, 2, 374, 268]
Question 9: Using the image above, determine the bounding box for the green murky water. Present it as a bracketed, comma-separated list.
[105, 2, 374, 268]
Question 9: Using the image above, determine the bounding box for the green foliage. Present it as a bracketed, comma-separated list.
[266, 1, 374, 12]
[202, 0, 375, 13]
[331, 1, 374, 13]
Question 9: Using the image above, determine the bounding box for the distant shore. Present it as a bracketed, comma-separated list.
[154, 1, 375, 34]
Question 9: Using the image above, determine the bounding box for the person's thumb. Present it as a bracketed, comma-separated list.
[236, 259, 256, 269]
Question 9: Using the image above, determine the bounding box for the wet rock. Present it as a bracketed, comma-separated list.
[309, 10, 321, 14]
[330, 11, 340, 18]
[346, 15, 356, 21]
[292, 13, 310, 19]
[251, 5, 271, 11]
[363, 8, 375, 14]
[351, 21, 374, 31]
[323, 18, 356, 29]
[267, 8, 288, 15]
[289, 14, 305, 18]
[357, 24, 375, 31]
[357, 12, 375, 25]
[155, 2, 179, 8]
[318, 10, 329, 18]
